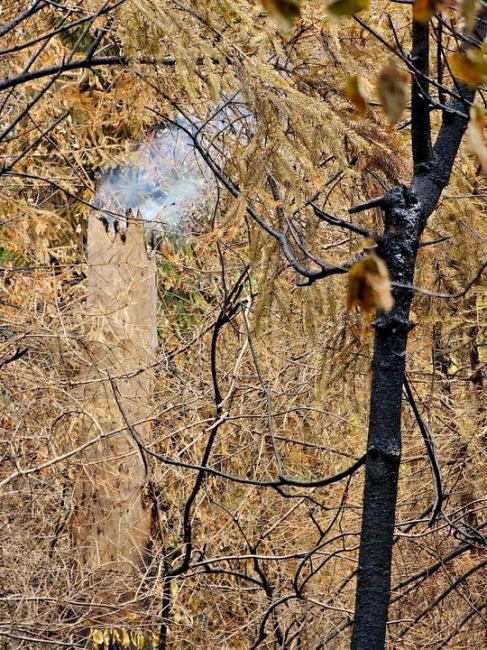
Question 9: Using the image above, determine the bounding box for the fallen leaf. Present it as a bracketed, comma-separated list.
[467, 104, 487, 174]
[345, 75, 369, 115]
[377, 65, 409, 124]
[347, 253, 394, 314]
[327, 0, 370, 17]
[449, 48, 487, 88]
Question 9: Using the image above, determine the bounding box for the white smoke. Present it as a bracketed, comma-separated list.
[95, 124, 212, 236]
[94, 96, 252, 241]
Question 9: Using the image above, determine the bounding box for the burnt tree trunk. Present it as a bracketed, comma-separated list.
[350, 33, 485, 646]
[351, 187, 423, 650]
[349, 2, 487, 641]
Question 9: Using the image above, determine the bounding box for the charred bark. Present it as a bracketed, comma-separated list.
[351, 7, 487, 645]
[351, 186, 423, 650]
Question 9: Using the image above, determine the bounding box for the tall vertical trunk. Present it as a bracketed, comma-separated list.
[350, 4, 485, 629]
[351, 186, 424, 650]
[71, 212, 157, 625]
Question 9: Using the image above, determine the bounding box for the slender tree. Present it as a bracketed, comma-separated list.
[351, 10, 487, 647]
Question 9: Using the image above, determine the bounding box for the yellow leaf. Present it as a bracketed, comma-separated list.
[121, 629, 131, 648]
[447, 356, 460, 376]
[327, 0, 370, 16]
[131, 631, 146, 649]
[467, 105, 487, 174]
[91, 629, 104, 649]
[345, 75, 368, 115]
[461, 0, 478, 34]
[449, 49, 487, 88]
[137, 634, 146, 650]
[376, 65, 408, 124]
[260, 0, 301, 25]
[347, 253, 394, 314]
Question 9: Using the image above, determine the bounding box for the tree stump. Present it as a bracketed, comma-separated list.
[71, 211, 157, 644]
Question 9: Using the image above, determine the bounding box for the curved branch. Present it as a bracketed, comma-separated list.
[403, 375, 442, 524]
[0, 55, 176, 93]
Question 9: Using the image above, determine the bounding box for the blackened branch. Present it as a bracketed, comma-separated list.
[403, 375, 443, 525]
[312, 203, 380, 240]
[348, 195, 386, 214]
[0, 347, 28, 369]
[0, 55, 176, 93]
[413, 6, 487, 217]
[0, 1, 47, 39]
[411, 20, 433, 170]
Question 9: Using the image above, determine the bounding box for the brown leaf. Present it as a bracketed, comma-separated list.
[467, 104, 487, 174]
[345, 75, 368, 115]
[449, 48, 487, 88]
[376, 65, 408, 124]
[413, 0, 442, 24]
[260, 0, 301, 25]
[347, 253, 394, 314]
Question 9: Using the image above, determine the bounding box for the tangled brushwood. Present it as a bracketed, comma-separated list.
[0, 1, 486, 649]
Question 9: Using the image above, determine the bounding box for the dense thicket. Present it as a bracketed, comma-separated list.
[0, 1, 486, 649]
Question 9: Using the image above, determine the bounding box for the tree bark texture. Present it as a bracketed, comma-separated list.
[351, 187, 423, 650]
[350, 85, 486, 650]
[350, 0, 487, 638]
[71, 213, 157, 608]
